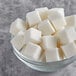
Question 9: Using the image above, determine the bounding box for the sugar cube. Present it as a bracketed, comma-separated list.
[38, 19, 55, 35]
[26, 11, 41, 27]
[35, 7, 48, 20]
[57, 27, 76, 45]
[45, 48, 60, 62]
[21, 42, 42, 61]
[10, 18, 26, 36]
[48, 8, 66, 31]
[61, 42, 76, 58]
[42, 35, 57, 50]
[11, 31, 25, 50]
[65, 15, 76, 28]
[48, 8, 64, 16]
[25, 28, 41, 44]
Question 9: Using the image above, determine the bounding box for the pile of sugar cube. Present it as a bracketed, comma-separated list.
[10, 7, 76, 62]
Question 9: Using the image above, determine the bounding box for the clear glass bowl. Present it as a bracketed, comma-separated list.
[12, 45, 76, 72]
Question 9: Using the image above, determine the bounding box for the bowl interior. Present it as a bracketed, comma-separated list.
[13, 45, 76, 66]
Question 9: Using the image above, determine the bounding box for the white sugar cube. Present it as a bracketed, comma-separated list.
[61, 42, 76, 58]
[48, 8, 64, 16]
[65, 15, 76, 28]
[26, 11, 41, 27]
[11, 31, 25, 50]
[42, 35, 57, 50]
[57, 27, 76, 45]
[35, 7, 48, 20]
[48, 8, 66, 31]
[21, 42, 42, 61]
[10, 18, 26, 36]
[25, 28, 41, 44]
[45, 48, 60, 62]
[38, 19, 55, 35]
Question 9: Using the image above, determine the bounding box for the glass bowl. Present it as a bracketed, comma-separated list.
[12, 45, 76, 72]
